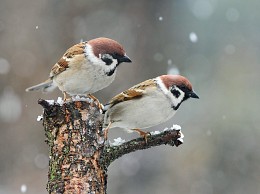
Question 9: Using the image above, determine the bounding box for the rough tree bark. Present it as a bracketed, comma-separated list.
[38, 98, 183, 194]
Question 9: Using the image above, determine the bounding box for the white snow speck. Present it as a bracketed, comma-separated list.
[57, 97, 64, 105]
[20, 184, 27, 193]
[35, 25, 39, 29]
[171, 124, 181, 130]
[110, 137, 126, 146]
[177, 130, 184, 143]
[0, 88, 22, 122]
[158, 16, 163, 21]
[46, 100, 54, 105]
[72, 95, 93, 103]
[163, 127, 169, 132]
[177, 137, 184, 143]
[189, 32, 198, 43]
[164, 124, 181, 131]
[150, 130, 160, 135]
[37, 115, 43, 122]
[0, 58, 10, 74]
[179, 130, 184, 138]
[44, 98, 63, 106]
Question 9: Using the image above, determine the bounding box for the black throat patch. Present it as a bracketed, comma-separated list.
[172, 103, 181, 111]
[171, 95, 189, 110]
[106, 67, 117, 76]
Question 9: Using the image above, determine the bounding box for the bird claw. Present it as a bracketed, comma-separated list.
[88, 94, 104, 111]
[133, 129, 151, 144]
[63, 92, 72, 102]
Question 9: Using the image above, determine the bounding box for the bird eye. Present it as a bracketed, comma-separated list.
[178, 85, 190, 93]
[101, 54, 113, 65]
[171, 88, 181, 98]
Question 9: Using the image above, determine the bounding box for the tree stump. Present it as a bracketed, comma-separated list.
[38, 98, 183, 194]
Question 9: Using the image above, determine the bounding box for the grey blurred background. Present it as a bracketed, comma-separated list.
[0, 0, 260, 193]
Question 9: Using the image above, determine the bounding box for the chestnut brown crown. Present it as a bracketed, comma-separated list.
[160, 75, 192, 90]
[88, 37, 131, 63]
[160, 75, 199, 99]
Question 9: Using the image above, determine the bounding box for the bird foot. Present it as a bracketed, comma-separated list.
[133, 129, 151, 143]
[88, 94, 104, 110]
[63, 92, 72, 102]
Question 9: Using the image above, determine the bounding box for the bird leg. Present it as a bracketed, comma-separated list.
[103, 122, 111, 141]
[132, 128, 151, 143]
[63, 92, 71, 102]
[88, 94, 104, 110]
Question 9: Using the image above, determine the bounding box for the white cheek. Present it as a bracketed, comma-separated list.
[155, 77, 168, 94]
[85, 44, 118, 73]
[85, 44, 106, 66]
[105, 58, 117, 71]
[170, 88, 185, 107]
[155, 77, 185, 107]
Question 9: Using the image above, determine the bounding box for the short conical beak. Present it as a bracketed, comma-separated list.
[189, 91, 199, 99]
[118, 55, 132, 63]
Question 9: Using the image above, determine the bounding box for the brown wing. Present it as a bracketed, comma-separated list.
[109, 79, 157, 107]
[50, 42, 86, 77]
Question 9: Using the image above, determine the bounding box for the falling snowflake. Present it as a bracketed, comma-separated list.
[189, 32, 198, 43]
[21, 184, 27, 193]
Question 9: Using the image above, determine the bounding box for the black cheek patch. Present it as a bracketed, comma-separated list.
[106, 68, 116, 76]
[172, 104, 179, 111]
[171, 89, 181, 98]
[102, 57, 113, 66]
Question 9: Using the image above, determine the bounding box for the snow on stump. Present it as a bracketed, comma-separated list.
[38, 98, 183, 194]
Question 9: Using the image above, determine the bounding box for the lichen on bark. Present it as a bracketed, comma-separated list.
[39, 99, 107, 194]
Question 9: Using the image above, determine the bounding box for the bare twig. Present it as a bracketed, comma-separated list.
[102, 129, 183, 167]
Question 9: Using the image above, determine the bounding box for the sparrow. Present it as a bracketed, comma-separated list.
[25, 37, 132, 104]
[103, 75, 199, 141]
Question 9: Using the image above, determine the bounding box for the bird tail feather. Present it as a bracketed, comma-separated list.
[25, 78, 56, 93]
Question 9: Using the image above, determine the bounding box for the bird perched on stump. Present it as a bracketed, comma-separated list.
[103, 75, 199, 141]
[26, 37, 132, 107]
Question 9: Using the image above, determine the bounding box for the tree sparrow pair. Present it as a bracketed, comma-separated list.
[26, 37, 199, 139]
